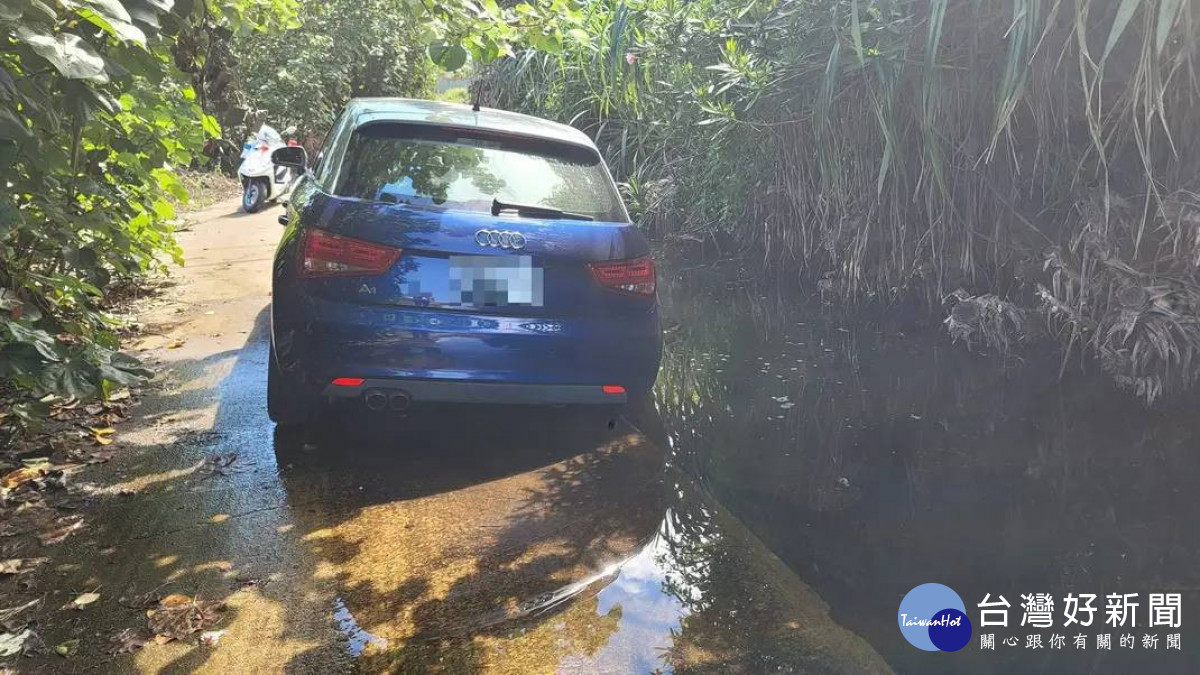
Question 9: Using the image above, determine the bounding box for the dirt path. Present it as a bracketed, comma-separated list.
[7, 199, 891, 674]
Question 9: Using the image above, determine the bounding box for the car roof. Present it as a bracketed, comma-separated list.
[345, 98, 598, 151]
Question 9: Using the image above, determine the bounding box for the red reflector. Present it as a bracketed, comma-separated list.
[589, 256, 656, 296]
[302, 229, 401, 277]
[331, 377, 365, 387]
[602, 385, 626, 395]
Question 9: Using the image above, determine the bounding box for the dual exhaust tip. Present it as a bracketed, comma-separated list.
[363, 389, 411, 412]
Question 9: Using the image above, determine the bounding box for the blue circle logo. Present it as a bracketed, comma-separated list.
[898, 583, 972, 652]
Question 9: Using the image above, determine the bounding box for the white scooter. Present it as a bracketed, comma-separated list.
[237, 125, 300, 213]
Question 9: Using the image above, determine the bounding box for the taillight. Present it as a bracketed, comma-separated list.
[589, 256, 656, 296]
[301, 229, 400, 277]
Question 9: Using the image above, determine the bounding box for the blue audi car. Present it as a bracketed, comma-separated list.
[268, 99, 661, 425]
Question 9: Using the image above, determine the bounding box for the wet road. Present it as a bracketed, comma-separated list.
[26, 201, 887, 673]
[25, 200, 1199, 674]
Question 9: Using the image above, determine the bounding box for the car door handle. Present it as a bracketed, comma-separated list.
[278, 213, 290, 226]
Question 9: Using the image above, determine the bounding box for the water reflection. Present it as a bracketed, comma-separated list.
[654, 259, 1200, 673]
[334, 597, 389, 656]
[274, 407, 887, 673]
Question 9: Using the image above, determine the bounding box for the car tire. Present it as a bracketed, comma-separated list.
[242, 178, 268, 213]
[267, 352, 310, 426]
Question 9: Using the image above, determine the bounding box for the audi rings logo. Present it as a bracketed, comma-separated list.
[475, 229, 526, 250]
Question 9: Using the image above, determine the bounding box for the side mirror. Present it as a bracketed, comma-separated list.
[271, 146, 307, 171]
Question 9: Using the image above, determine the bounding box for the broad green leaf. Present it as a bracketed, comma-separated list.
[14, 27, 108, 83]
[3, 321, 60, 362]
[0, 109, 32, 144]
[0, 0, 22, 21]
[200, 113, 221, 138]
[36, 357, 102, 400]
[531, 31, 562, 54]
[77, 8, 148, 45]
[429, 41, 468, 71]
[63, 0, 133, 23]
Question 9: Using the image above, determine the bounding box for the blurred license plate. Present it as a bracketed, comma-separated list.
[448, 255, 543, 307]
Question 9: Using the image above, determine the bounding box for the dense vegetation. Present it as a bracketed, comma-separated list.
[0, 0, 298, 428]
[4, 0, 1197, 424]
[484, 0, 1200, 403]
[218, 0, 436, 150]
[0, 0, 583, 431]
[223, 0, 590, 147]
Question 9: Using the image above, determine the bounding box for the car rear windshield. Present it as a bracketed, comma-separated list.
[332, 123, 628, 222]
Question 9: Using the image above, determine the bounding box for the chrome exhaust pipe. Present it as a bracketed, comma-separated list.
[388, 391, 412, 412]
[363, 390, 388, 411]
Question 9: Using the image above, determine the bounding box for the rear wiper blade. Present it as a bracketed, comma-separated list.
[491, 198, 594, 222]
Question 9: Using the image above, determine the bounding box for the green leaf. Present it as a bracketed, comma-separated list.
[849, 0, 864, 66]
[152, 168, 188, 202]
[3, 320, 60, 362]
[1102, 0, 1142, 62]
[77, 7, 148, 45]
[0, 108, 32, 144]
[1155, 0, 1184, 55]
[531, 31, 563, 54]
[100, 351, 151, 386]
[428, 40, 468, 71]
[14, 27, 109, 83]
[69, 0, 134, 23]
[0, 0, 22, 21]
[200, 113, 221, 138]
[0, 140, 15, 169]
[36, 357, 101, 400]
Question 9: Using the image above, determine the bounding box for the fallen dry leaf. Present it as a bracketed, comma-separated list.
[55, 638, 80, 657]
[89, 427, 116, 446]
[1, 466, 45, 491]
[0, 628, 32, 657]
[0, 558, 47, 575]
[38, 515, 85, 546]
[146, 594, 226, 642]
[108, 628, 149, 655]
[65, 592, 100, 610]
[166, 340, 185, 349]
[202, 453, 239, 477]
[0, 599, 40, 628]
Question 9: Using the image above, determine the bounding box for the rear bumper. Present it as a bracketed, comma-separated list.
[322, 378, 627, 405]
[272, 293, 662, 401]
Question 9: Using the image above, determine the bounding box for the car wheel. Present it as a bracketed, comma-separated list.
[267, 352, 310, 426]
[242, 178, 268, 213]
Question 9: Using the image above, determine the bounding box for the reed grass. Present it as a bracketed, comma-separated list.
[483, 0, 1200, 402]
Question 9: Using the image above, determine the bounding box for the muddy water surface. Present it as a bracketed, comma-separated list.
[654, 258, 1200, 673]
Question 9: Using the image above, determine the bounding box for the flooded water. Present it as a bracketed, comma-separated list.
[651, 258, 1200, 673]
[274, 404, 886, 674]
